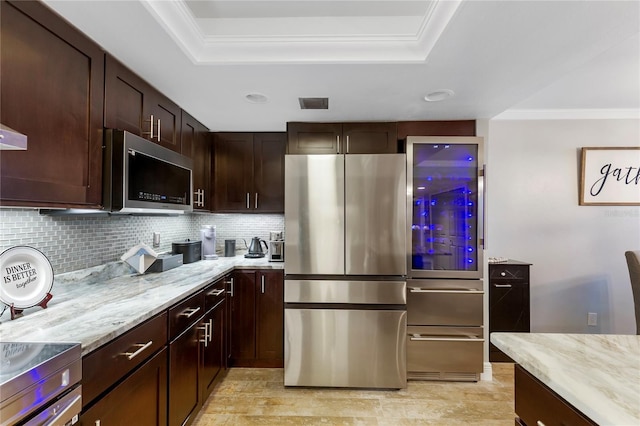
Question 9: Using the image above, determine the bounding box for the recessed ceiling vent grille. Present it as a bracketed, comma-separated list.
[298, 97, 328, 110]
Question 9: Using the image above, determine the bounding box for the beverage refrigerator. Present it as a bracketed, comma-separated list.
[406, 136, 486, 381]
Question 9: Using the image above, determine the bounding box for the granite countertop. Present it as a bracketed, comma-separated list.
[0, 256, 283, 356]
[491, 332, 640, 425]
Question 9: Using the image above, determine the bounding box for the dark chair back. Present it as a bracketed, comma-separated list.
[625, 251, 640, 335]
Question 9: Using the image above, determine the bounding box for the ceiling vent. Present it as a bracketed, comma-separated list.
[298, 97, 329, 110]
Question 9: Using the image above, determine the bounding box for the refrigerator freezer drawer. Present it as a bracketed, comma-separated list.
[407, 286, 483, 327]
[285, 279, 406, 304]
[284, 308, 407, 389]
[407, 326, 484, 381]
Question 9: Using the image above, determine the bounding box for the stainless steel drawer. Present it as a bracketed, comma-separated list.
[407, 326, 484, 381]
[407, 280, 483, 326]
[284, 308, 407, 389]
[285, 279, 406, 304]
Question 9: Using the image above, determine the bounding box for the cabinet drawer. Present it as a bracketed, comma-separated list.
[204, 278, 226, 311]
[489, 264, 529, 282]
[407, 282, 483, 327]
[169, 290, 205, 340]
[82, 312, 167, 407]
[82, 347, 167, 426]
[407, 326, 483, 379]
[515, 365, 596, 426]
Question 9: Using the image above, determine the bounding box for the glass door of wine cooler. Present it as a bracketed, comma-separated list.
[406, 137, 484, 279]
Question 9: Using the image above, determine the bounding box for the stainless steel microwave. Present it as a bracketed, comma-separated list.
[103, 129, 193, 214]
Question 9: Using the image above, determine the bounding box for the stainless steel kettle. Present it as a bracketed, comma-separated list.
[244, 237, 268, 258]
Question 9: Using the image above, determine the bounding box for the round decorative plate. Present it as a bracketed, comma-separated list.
[0, 246, 54, 309]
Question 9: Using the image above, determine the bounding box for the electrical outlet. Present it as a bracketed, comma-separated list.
[153, 232, 160, 248]
[587, 312, 597, 326]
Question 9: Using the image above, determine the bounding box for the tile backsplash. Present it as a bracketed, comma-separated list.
[0, 209, 284, 274]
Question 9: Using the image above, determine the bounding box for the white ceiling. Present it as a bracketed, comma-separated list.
[44, 0, 640, 131]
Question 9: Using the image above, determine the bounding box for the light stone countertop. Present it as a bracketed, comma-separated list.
[491, 332, 640, 426]
[0, 256, 283, 356]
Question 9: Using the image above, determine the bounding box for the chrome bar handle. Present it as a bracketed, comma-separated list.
[537, 422, 546, 426]
[198, 322, 209, 346]
[227, 278, 234, 297]
[336, 135, 340, 153]
[494, 284, 512, 288]
[180, 306, 201, 318]
[261, 275, 265, 293]
[408, 288, 483, 294]
[409, 336, 484, 342]
[208, 319, 214, 343]
[346, 135, 349, 153]
[207, 289, 225, 297]
[255, 193, 258, 209]
[156, 118, 161, 141]
[143, 114, 154, 139]
[246, 193, 250, 209]
[122, 340, 153, 360]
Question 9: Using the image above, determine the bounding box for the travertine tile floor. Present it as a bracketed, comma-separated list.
[193, 363, 515, 425]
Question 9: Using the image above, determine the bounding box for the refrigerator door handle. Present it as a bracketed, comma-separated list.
[408, 288, 483, 294]
[480, 165, 486, 249]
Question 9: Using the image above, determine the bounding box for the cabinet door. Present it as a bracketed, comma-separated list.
[0, 0, 104, 208]
[104, 55, 146, 137]
[286, 122, 342, 154]
[213, 133, 254, 212]
[105, 55, 182, 153]
[256, 270, 284, 364]
[253, 133, 286, 213]
[489, 283, 530, 332]
[200, 302, 225, 401]
[396, 121, 476, 140]
[149, 91, 182, 152]
[229, 270, 256, 363]
[81, 348, 167, 426]
[182, 111, 211, 211]
[169, 324, 201, 426]
[342, 122, 398, 154]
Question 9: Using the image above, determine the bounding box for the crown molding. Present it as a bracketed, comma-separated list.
[140, 0, 462, 64]
[492, 108, 640, 120]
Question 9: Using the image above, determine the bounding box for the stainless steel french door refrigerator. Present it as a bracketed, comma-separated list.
[406, 136, 485, 381]
[284, 153, 407, 389]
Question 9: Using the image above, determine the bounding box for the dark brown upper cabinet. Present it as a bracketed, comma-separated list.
[181, 111, 211, 211]
[213, 132, 285, 213]
[396, 121, 477, 139]
[105, 54, 182, 153]
[0, 0, 105, 208]
[287, 122, 398, 154]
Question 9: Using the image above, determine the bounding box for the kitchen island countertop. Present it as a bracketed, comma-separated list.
[0, 256, 283, 356]
[491, 332, 640, 426]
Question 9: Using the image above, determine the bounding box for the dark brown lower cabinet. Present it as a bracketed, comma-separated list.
[228, 269, 284, 367]
[81, 347, 167, 426]
[200, 277, 228, 401]
[169, 323, 200, 426]
[168, 290, 205, 426]
[515, 364, 596, 426]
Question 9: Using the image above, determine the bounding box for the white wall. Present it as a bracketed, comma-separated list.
[487, 118, 640, 335]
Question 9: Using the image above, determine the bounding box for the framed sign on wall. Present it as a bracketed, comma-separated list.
[580, 147, 640, 206]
